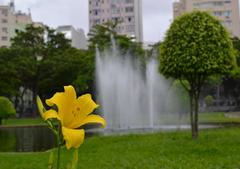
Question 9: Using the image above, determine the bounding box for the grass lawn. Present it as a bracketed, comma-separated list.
[199, 112, 240, 123]
[1, 127, 240, 169]
[1, 118, 44, 126]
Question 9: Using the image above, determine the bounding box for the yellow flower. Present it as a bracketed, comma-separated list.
[40, 85, 106, 149]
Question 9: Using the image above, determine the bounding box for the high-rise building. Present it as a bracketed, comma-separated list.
[0, 0, 32, 47]
[173, 0, 240, 38]
[88, 0, 143, 42]
[57, 25, 88, 50]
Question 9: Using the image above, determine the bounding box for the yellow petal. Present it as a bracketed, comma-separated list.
[46, 85, 76, 126]
[77, 94, 99, 116]
[62, 127, 85, 149]
[43, 109, 61, 121]
[36, 96, 46, 118]
[67, 94, 99, 128]
[78, 115, 106, 128]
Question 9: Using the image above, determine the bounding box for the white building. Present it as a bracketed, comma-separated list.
[57, 25, 88, 50]
[89, 0, 143, 42]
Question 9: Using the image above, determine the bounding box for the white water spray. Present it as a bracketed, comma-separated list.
[96, 42, 181, 130]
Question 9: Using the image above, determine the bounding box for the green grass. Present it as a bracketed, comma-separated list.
[1, 127, 240, 169]
[199, 112, 240, 123]
[2, 118, 44, 126]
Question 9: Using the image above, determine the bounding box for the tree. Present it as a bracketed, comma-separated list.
[204, 95, 214, 107]
[0, 48, 20, 98]
[10, 24, 72, 116]
[38, 48, 95, 98]
[0, 96, 16, 125]
[159, 11, 235, 139]
[88, 21, 145, 58]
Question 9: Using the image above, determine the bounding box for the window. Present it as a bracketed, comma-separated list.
[112, 0, 123, 3]
[193, 1, 224, 8]
[1, 36, 8, 41]
[225, 20, 232, 26]
[125, 7, 134, 12]
[1, 9, 8, 16]
[125, 25, 135, 32]
[2, 19, 7, 23]
[214, 11, 222, 16]
[225, 0, 231, 4]
[94, 19, 100, 24]
[125, 0, 133, 3]
[213, 10, 231, 17]
[93, 9, 101, 15]
[2, 27, 7, 33]
[224, 10, 231, 17]
[112, 7, 121, 14]
[126, 16, 134, 23]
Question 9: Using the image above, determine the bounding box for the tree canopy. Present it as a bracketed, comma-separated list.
[88, 21, 145, 58]
[0, 24, 95, 116]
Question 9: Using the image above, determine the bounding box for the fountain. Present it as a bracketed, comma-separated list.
[95, 41, 184, 130]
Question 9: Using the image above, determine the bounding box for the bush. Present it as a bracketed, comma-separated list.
[0, 96, 16, 124]
[204, 95, 214, 107]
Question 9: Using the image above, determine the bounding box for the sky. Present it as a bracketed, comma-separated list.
[0, 0, 175, 42]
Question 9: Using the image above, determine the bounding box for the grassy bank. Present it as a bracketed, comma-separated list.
[1, 127, 240, 169]
[1, 118, 44, 126]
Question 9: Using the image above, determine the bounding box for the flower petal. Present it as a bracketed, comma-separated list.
[68, 94, 99, 128]
[46, 85, 76, 126]
[77, 94, 99, 116]
[62, 127, 85, 149]
[43, 109, 61, 121]
[78, 115, 106, 128]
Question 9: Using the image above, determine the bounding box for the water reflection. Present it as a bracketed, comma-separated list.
[0, 126, 56, 152]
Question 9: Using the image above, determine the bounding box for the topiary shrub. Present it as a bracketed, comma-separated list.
[0, 96, 16, 125]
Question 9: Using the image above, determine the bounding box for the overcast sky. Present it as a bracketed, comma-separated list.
[0, 0, 175, 42]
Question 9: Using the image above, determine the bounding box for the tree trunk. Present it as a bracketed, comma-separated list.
[19, 88, 26, 118]
[189, 88, 200, 139]
[32, 86, 37, 117]
[0, 118, 2, 125]
[192, 93, 199, 139]
[189, 91, 195, 138]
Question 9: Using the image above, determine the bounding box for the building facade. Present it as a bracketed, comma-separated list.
[89, 0, 143, 42]
[0, 1, 32, 47]
[173, 0, 240, 38]
[57, 25, 88, 50]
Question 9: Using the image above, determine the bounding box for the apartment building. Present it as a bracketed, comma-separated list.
[173, 0, 240, 38]
[57, 25, 88, 50]
[0, 0, 32, 47]
[89, 0, 143, 42]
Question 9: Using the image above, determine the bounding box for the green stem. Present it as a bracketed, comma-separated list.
[56, 123, 61, 169]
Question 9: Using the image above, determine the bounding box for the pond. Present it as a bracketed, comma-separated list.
[0, 126, 56, 152]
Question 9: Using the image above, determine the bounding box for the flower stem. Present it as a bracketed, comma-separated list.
[56, 123, 61, 169]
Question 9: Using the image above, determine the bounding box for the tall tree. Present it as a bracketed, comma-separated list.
[38, 48, 95, 99]
[0, 48, 20, 97]
[11, 24, 71, 116]
[159, 11, 235, 139]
